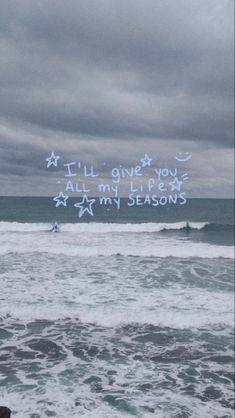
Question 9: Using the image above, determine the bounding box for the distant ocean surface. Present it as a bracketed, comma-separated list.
[0, 197, 234, 418]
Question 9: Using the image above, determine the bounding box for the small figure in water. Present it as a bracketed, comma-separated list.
[51, 222, 60, 233]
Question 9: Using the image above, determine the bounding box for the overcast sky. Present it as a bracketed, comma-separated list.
[0, 0, 234, 197]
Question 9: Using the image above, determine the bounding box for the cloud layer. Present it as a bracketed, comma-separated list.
[0, 0, 234, 196]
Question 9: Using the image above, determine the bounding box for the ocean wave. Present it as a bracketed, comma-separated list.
[0, 241, 233, 258]
[1, 303, 234, 328]
[0, 220, 230, 233]
[0, 221, 233, 258]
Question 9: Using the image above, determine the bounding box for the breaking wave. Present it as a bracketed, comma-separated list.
[0, 220, 222, 233]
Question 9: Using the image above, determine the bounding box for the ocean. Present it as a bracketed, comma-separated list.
[0, 197, 234, 418]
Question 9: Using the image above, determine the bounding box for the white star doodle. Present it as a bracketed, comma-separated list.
[53, 192, 69, 207]
[74, 195, 96, 218]
[140, 154, 152, 167]
[169, 177, 183, 191]
[46, 151, 60, 168]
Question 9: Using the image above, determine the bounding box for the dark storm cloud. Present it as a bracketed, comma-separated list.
[0, 0, 233, 141]
[0, 0, 234, 195]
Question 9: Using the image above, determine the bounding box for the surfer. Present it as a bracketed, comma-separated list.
[51, 222, 60, 233]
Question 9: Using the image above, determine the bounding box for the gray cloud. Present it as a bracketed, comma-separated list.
[0, 0, 234, 196]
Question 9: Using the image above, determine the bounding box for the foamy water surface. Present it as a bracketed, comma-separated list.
[0, 221, 234, 417]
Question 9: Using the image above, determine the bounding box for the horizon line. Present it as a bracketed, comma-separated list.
[0, 196, 234, 200]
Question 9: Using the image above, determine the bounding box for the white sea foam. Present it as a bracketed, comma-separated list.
[0, 237, 233, 258]
[0, 221, 233, 418]
[0, 254, 233, 327]
[0, 220, 209, 233]
[0, 222, 233, 258]
[1, 389, 233, 418]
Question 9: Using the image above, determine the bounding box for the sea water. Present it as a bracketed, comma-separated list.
[0, 198, 234, 417]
